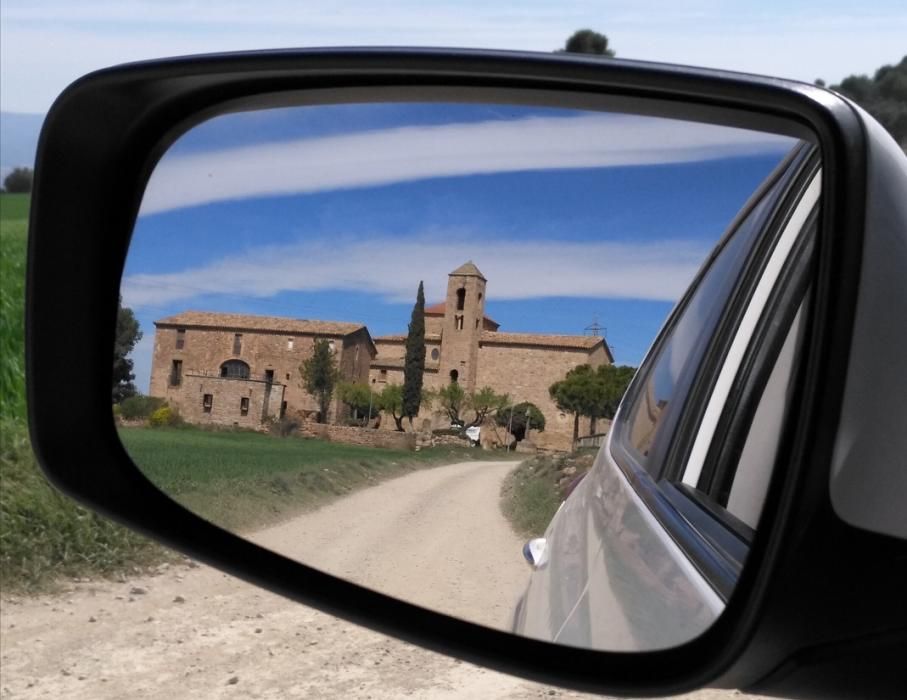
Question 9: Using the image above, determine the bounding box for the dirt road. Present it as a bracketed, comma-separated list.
[1, 460, 759, 699]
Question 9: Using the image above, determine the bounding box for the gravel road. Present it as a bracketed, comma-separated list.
[1, 460, 763, 699]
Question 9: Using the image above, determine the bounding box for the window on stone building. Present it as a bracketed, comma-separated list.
[450, 369, 459, 383]
[240, 397, 249, 416]
[202, 394, 213, 413]
[175, 328, 186, 349]
[475, 319, 479, 329]
[287, 337, 294, 350]
[379, 369, 388, 383]
[431, 348, 440, 361]
[220, 359, 250, 379]
[170, 359, 182, 386]
[456, 288, 466, 311]
[233, 333, 242, 355]
[455, 315, 464, 330]
[265, 369, 274, 384]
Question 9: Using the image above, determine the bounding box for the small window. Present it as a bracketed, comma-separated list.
[431, 348, 440, 361]
[233, 333, 242, 355]
[170, 359, 182, 386]
[286, 373, 290, 381]
[264, 369, 274, 384]
[456, 288, 466, 311]
[328, 340, 336, 353]
[220, 359, 250, 379]
[450, 369, 459, 383]
[475, 319, 479, 329]
[287, 338, 294, 350]
[202, 394, 213, 413]
[175, 328, 186, 349]
[455, 315, 464, 331]
[240, 397, 249, 416]
[379, 369, 388, 383]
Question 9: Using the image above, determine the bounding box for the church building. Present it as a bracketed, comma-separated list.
[148, 262, 612, 450]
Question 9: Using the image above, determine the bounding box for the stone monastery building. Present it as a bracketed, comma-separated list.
[150, 262, 613, 450]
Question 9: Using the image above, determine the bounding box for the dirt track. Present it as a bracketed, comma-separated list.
[1, 460, 760, 699]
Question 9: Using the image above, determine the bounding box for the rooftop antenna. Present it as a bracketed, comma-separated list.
[584, 315, 605, 337]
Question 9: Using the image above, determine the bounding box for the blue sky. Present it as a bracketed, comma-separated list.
[2, 1, 906, 113]
[123, 103, 793, 391]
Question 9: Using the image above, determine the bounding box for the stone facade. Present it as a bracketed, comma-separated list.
[149, 263, 613, 450]
[149, 311, 375, 428]
[368, 262, 614, 451]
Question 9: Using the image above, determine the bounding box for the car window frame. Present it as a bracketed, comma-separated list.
[608, 146, 820, 601]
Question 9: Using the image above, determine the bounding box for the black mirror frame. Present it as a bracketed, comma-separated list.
[26, 48, 904, 697]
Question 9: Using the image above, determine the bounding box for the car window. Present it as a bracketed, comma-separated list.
[619, 174, 783, 478]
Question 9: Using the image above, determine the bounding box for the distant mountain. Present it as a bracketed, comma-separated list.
[1, 112, 44, 181]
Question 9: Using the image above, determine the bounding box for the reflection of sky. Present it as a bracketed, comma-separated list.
[124, 103, 794, 392]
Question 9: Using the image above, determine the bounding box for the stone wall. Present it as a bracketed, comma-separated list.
[300, 422, 416, 451]
[476, 342, 608, 444]
[165, 375, 285, 429]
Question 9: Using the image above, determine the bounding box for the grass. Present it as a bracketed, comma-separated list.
[0, 194, 168, 592]
[0, 194, 29, 422]
[499, 450, 597, 538]
[118, 425, 506, 532]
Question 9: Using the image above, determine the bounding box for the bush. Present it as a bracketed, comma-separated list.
[148, 405, 181, 427]
[119, 394, 166, 420]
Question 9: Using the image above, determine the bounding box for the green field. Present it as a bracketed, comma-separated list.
[119, 426, 501, 532]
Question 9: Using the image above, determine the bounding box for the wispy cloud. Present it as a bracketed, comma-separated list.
[121, 234, 710, 311]
[139, 114, 792, 215]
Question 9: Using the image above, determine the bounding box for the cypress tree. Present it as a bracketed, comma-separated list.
[402, 281, 426, 426]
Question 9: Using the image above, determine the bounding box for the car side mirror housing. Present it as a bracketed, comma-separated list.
[26, 49, 907, 698]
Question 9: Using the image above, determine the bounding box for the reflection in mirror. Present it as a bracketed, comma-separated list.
[117, 98, 809, 652]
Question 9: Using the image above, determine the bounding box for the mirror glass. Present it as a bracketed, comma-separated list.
[117, 96, 810, 652]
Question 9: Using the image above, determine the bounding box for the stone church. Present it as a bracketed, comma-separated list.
[149, 262, 612, 450]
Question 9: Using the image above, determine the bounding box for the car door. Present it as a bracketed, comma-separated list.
[513, 140, 820, 651]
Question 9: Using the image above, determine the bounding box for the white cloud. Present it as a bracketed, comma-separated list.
[139, 114, 792, 214]
[121, 235, 710, 312]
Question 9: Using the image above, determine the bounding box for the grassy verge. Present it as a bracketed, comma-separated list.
[0, 194, 169, 593]
[500, 450, 598, 538]
[118, 425, 508, 533]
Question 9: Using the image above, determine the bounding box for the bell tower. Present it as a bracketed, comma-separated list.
[439, 261, 486, 393]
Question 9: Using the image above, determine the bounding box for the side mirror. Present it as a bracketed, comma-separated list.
[26, 49, 907, 698]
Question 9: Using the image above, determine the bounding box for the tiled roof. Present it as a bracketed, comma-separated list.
[480, 331, 607, 351]
[155, 311, 366, 336]
[450, 261, 486, 279]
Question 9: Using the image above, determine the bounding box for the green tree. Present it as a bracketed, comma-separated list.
[562, 29, 615, 57]
[495, 401, 546, 442]
[823, 56, 906, 150]
[376, 383, 405, 431]
[299, 339, 338, 423]
[402, 281, 426, 426]
[112, 298, 142, 403]
[595, 364, 637, 420]
[549, 364, 601, 448]
[337, 381, 376, 425]
[2, 167, 33, 194]
[466, 386, 509, 427]
[437, 381, 466, 425]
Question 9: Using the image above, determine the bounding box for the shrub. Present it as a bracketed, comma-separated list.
[148, 405, 181, 427]
[119, 394, 166, 420]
